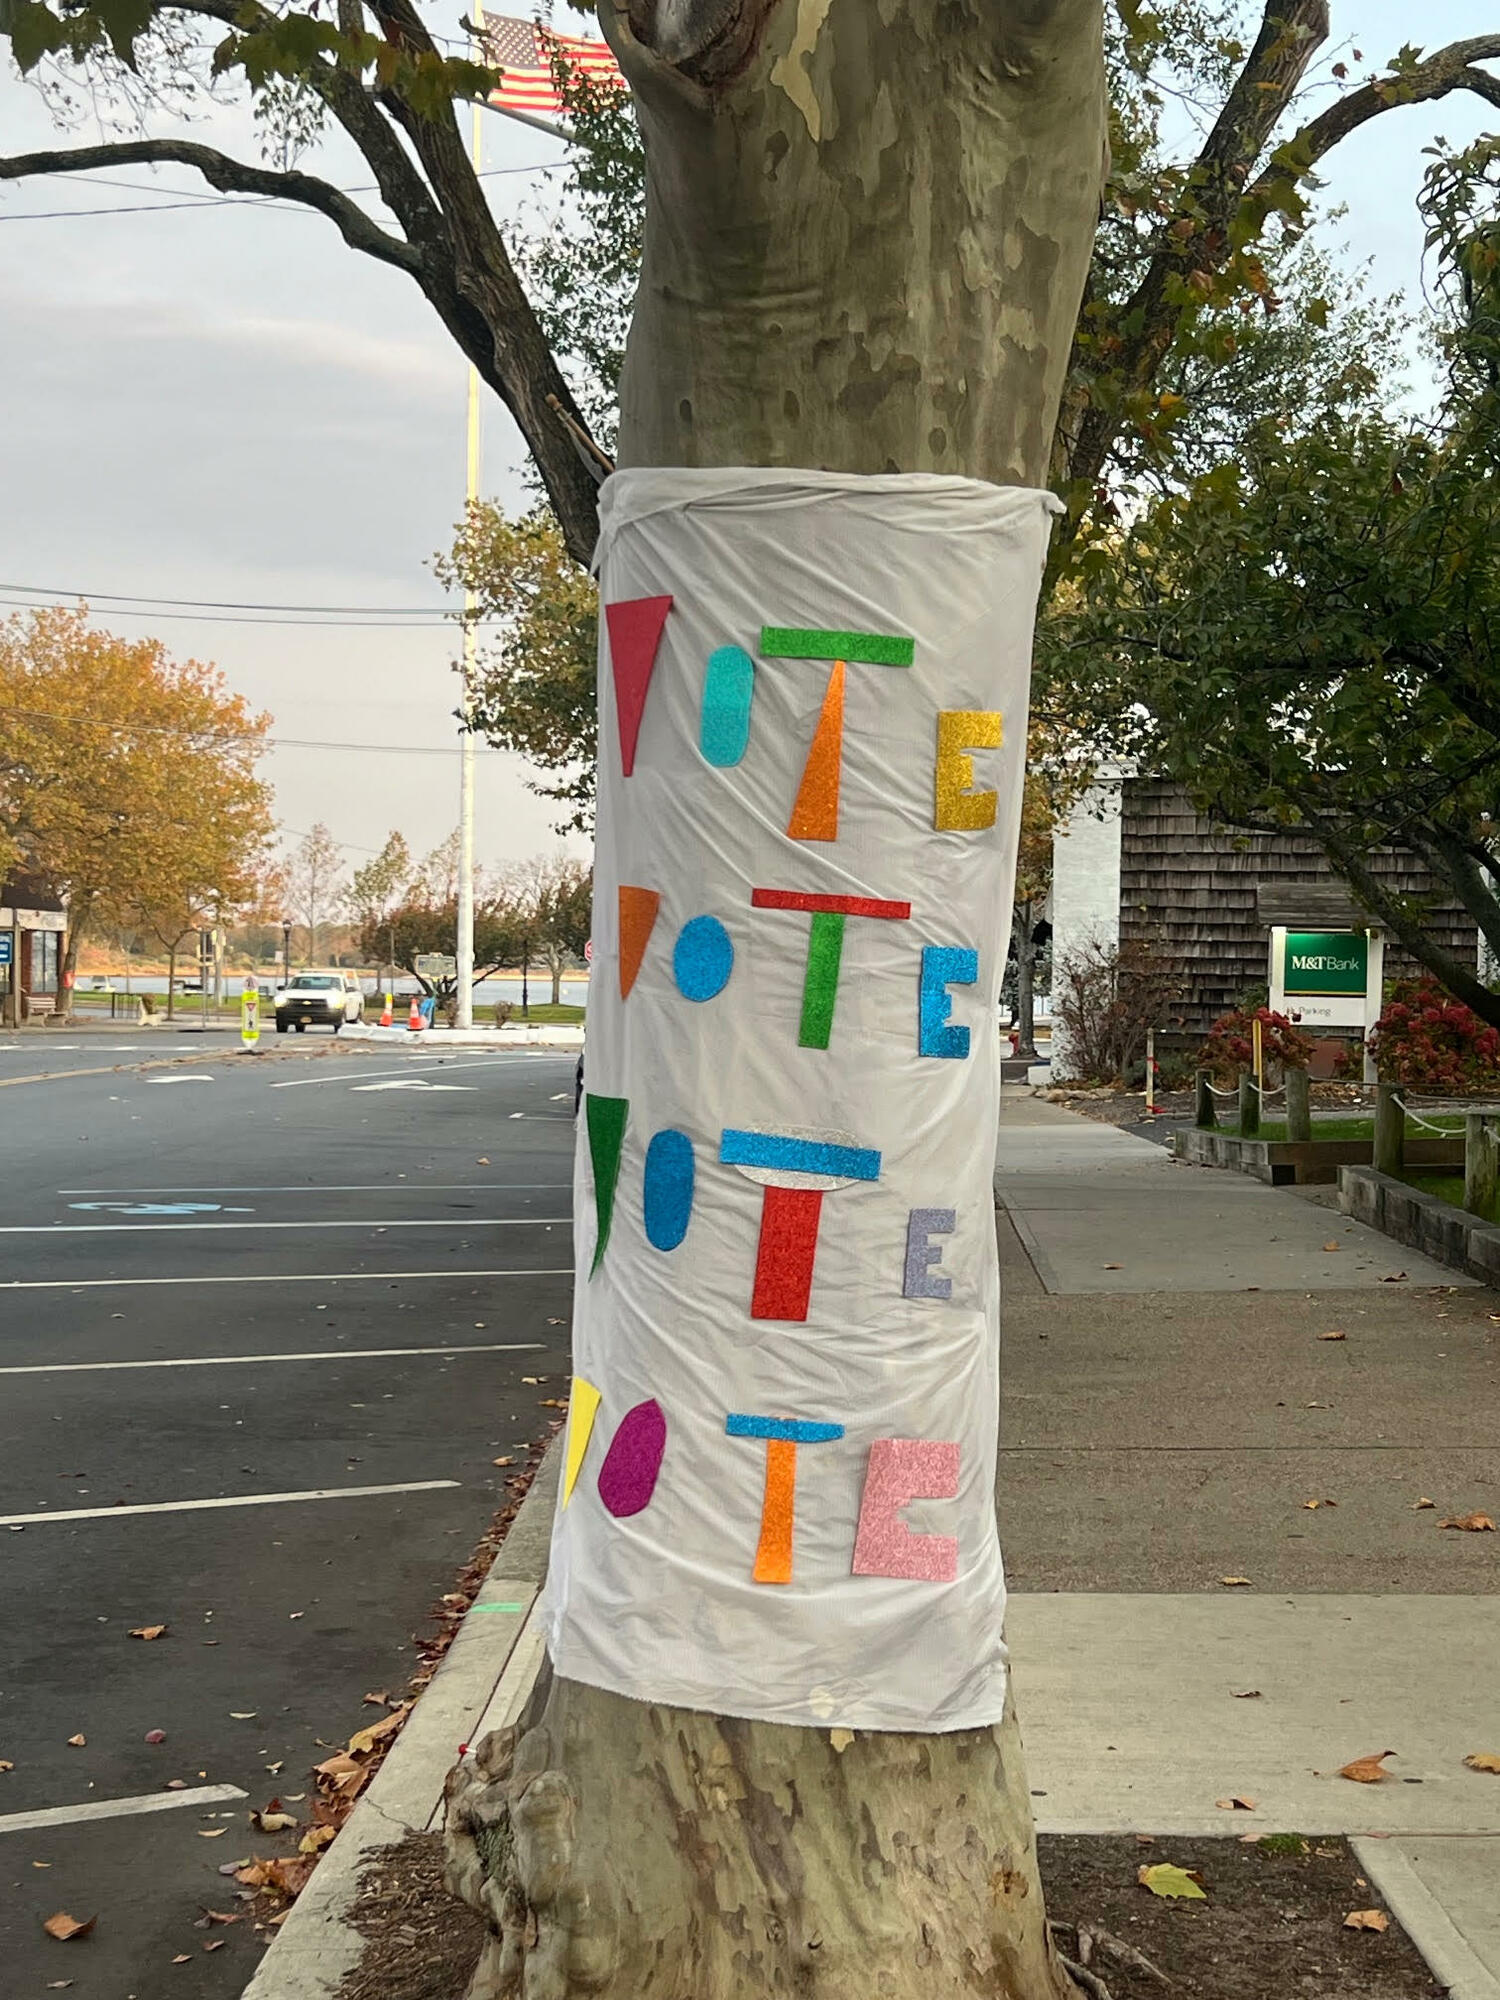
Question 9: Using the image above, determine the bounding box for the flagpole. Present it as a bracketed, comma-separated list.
[455, 4, 486, 1033]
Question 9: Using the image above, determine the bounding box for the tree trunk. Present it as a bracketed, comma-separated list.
[1014, 902, 1038, 1064]
[550, 955, 563, 1007]
[446, 1667, 1065, 1998]
[447, 6, 1106, 1996]
[165, 943, 177, 1021]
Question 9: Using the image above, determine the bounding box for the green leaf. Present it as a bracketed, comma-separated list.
[1139, 1863, 1209, 1900]
[6, 0, 70, 71]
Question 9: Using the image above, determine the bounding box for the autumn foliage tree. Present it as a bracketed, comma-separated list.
[0, 606, 273, 1015]
[437, 507, 598, 834]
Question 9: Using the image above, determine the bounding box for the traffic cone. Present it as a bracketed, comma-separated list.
[380, 991, 393, 1028]
[407, 994, 422, 1032]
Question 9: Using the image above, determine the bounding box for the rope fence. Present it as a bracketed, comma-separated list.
[1392, 1094, 1472, 1135]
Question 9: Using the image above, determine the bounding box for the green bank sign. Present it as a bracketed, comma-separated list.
[1283, 931, 1368, 997]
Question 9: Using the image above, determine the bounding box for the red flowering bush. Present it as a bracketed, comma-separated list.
[1197, 1006, 1316, 1084]
[1365, 977, 1500, 1094]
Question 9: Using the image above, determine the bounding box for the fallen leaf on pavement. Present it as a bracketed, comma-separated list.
[521, 1376, 541, 1385]
[1440, 1514, 1496, 1531]
[45, 1981, 72, 1989]
[1344, 1910, 1390, 1932]
[197, 1828, 228, 1839]
[251, 1810, 298, 1833]
[476, 1157, 489, 1165]
[235, 1855, 313, 1898]
[229, 1711, 257, 1720]
[1379, 1272, 1407, 1281]
[66, 1735, 85, 1748]
[1102, 1262, 1123, 1270]
[1215, 1796, 1257, 1810]
[172, 1953, 192, 1963]
[1138, 1863, 1207, 1900]
[539, 1398, 569, 1409]
[1232, 1690, 1262, 1699]
[299, 1824, 337, 1854]
[1463, 1752, 1500, 1773]
[0, 1759, 13, 1771]
[201, 1910, 242, 1925]
[347, 1705, 410, 1757]
[42, 1913, 96, 1941]
[1414, 1498, 1436, 1510]
[265, 1761, 283, 1775]
[491, 1457, 513, 1468]
[1322, 1240, 1342, 1252]
[1220, 1576, 1252, 1587]
[1339, 1751, 1395, 1784]
[361, 1691, 389, 1707]
[144, 1730, 167, 1745]
[205, 1939, 226, 1952]
[313, 1753, 369, 1798]
[165, 1778, 187, 1790]
[129, 1624, 167, 1641]
[1318, 1331, 1347, 1341]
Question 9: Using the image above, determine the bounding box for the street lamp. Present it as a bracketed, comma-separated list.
[281, 919, 292, 980]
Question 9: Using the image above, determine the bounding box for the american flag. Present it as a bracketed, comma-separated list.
[482, 13, 625, 118]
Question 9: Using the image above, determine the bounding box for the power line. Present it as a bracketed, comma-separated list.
[0, 581, 464, 615]
[0, 156, 562, 222]
[0, 702, 491, 759]
[0, 596, 486, 631]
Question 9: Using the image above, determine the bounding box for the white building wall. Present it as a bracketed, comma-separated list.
[1048, 775, 1124, 1080]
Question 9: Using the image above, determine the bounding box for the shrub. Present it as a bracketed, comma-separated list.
[1365, 976, 1500, 1094]
[491, 1000, 514, 1026]
[1197, 1007, 1315, 1085]
[1052, 937, 1180, 1085]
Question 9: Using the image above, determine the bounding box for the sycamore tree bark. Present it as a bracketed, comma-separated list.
[442, 8, 1106, 1999]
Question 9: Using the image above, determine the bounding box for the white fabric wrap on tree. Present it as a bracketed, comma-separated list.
[544, 468, 1060, 1732]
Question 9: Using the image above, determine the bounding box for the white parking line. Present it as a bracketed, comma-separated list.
[56, 1183, 573, 1195]
[0, 1479, 461, 1527]
[0, 1267, 573, 1291]
[271, 1057, 543, 1089]
[0, 1217, 569, 1234]
[0, 1342, 545, 1375]
[0, 1783, 248, 1836]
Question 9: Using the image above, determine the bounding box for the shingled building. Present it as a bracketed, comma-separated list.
[1050, 774, 1481, 1051]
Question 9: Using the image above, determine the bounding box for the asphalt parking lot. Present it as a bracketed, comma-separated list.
[0, 1030, 576, 1994]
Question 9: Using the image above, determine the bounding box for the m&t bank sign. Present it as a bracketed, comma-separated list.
[1269, 925, 1382, 1050]
[1283, 932, 1368, 998]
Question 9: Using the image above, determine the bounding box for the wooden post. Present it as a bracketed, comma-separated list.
[1464, 1110, 1499, 1218]
[1285, 1065, 1312, 1143]
[1373, 1082, 1405, 1176]
[1238, 1069, 1259, 1138]
[1195, 1069, 1217, 1130]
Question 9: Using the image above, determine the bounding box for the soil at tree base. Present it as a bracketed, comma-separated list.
[333, 1833, 1444, 1998]
[1040, 1834, 1445, 2000]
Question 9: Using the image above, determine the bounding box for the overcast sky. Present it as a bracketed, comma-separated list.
[1, 3, 1494, 884]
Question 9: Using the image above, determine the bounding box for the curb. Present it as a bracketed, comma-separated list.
[1340, 1165, 1500, 1286]
[240, 1442, 559, 1999]
[342, 1025, 585, 1050]
[1352, 1838, 1500, 2000]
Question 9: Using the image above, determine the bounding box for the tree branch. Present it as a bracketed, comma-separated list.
[1248, 36, 1500, 194]
[0, 138, 421, 273]
[1057, 20, 1500, 502]
[1309, 818, 1500, 1029]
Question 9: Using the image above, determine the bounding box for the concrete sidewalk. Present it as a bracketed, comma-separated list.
[997, 1090, 1468, 1292]
[249, 1091, 1498, 1998]
[997, 1089, 1500, 1997]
